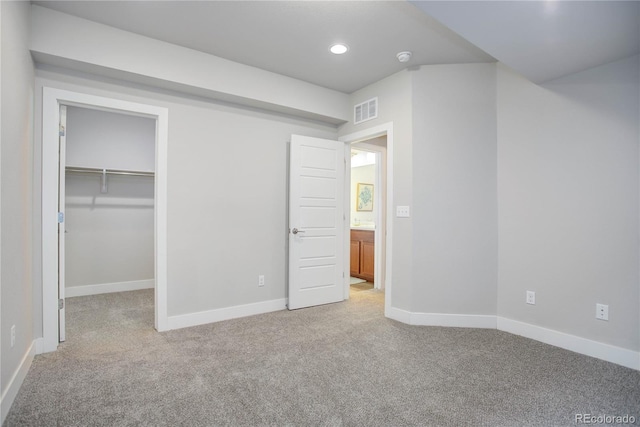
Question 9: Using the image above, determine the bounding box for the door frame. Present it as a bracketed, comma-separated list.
[41, 87, 169, 353]
[57, 105, 67, 342]
[339, 122, 393, 317]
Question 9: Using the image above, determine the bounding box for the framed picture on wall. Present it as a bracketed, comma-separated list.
[357, 183, 374, 211]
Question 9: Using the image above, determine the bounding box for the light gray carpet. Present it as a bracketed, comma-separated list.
[350, 282, 374, 292]
[349, 277, 366, 285]
[5, 289, 640, 426]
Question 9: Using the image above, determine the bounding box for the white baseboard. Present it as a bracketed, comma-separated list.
[385, 306, 412, 324]
[497, 317, 640, 371]
[66, 279, 154, 297]
[34, 338, 45, 355]
[386, 306, 496, 328]
[411, 312, 497, 329]
[385, 306, 639, 370]
[1, 340, 36, 425]
[167, 298, 287, 330]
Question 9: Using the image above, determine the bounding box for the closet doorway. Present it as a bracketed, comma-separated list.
[61, 106, 156, 340]
[42, 88, 169, 352]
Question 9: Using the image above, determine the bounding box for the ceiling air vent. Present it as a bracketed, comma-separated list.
[354, 97, 378, 124]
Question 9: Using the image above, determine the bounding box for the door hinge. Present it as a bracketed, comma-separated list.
[58, 299, 64, 310]
[57, 212, 64, 223]
[59, 125, 65, 137]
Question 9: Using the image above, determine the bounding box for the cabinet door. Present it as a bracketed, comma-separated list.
[360, 241, 375, 282]
[350, 240, 361, 276]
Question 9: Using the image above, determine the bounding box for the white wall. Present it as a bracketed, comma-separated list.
[497, 56, 640, 351]
[65, 107, 155, 293]
[339, 70, 414, 311]
[66, 106, 155, 171]
[411, 63, 498, 315]
[34, 65, 338, 320]
[65, 175, 154, 290]
[1, 0, 35, 422]
[350, 164, 376, 225]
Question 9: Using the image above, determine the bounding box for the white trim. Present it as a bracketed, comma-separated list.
[343, 143, 351, 299]
[410, 313, 497, 329]
[154, 107, 169, 332]
[42, 87, 169, 353]
[34, 338, 45, 355]
[386, 306, 412, 324]
[65, 279, 155, 298]
[385, 309, 639, 370]
[387, 308, 496, 329]
[1, 341, 36, 424]
[339, 122, 394, 317]
[167, 299, 287, 331]
[497, 317, 640, 371]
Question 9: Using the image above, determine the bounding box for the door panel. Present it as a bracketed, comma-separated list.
[288, 135, 345, 310]
[300, 236, 337, 260]
[300, 207, 336, 228]
[300, 176, 336, 199]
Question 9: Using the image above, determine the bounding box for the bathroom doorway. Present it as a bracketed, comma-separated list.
[349, 136, 387, 293]
[340, 122, 394, 317]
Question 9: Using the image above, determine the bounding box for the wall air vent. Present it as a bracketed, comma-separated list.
[354, 97, 378, 124]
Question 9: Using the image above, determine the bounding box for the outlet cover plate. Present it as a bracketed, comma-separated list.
[596, 303, 609, 321]
[526, 291, 536, 305]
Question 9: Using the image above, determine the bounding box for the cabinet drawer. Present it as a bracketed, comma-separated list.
[350, 229, 374, 242]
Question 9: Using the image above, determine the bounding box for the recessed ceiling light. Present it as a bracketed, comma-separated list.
[330, 44, 349, 55]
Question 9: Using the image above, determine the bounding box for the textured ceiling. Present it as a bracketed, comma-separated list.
[32, 0, 494, 93]
[412, 1, 640, 83]
[33, 1, 639, 92]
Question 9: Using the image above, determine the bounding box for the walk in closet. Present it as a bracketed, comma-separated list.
[63, 106, 156, 300]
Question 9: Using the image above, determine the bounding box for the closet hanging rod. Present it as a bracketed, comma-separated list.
[65, 166, 154, 177]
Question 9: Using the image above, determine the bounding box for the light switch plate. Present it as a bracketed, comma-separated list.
[396, 206, 410, 218]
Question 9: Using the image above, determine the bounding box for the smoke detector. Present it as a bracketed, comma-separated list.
[396, 51, 412, 63]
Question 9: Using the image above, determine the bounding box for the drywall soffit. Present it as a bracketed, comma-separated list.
[31, 53, 349, 127]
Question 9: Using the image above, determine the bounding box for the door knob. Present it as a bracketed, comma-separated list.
[292, 228, 305, 235]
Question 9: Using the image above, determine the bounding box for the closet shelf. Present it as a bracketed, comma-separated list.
[65, 166, 154, 177]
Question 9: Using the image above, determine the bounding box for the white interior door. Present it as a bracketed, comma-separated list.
[288, 135, 346, 310]
[58, 105, 67, 342]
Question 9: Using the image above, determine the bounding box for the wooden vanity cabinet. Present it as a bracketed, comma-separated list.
[350, 229, 374, 282]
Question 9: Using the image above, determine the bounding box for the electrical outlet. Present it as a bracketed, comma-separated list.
[258, 275, 265, 287]
[526, 291, 536, 305]
[596, 303, 609, 321]
[10, 325, 15, 348]
[396, 206, 410, 218]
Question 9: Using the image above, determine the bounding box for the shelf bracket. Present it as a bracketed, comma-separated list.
[100, 168, 108, 193]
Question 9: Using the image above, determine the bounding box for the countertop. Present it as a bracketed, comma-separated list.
[350, 225, 375, 231]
